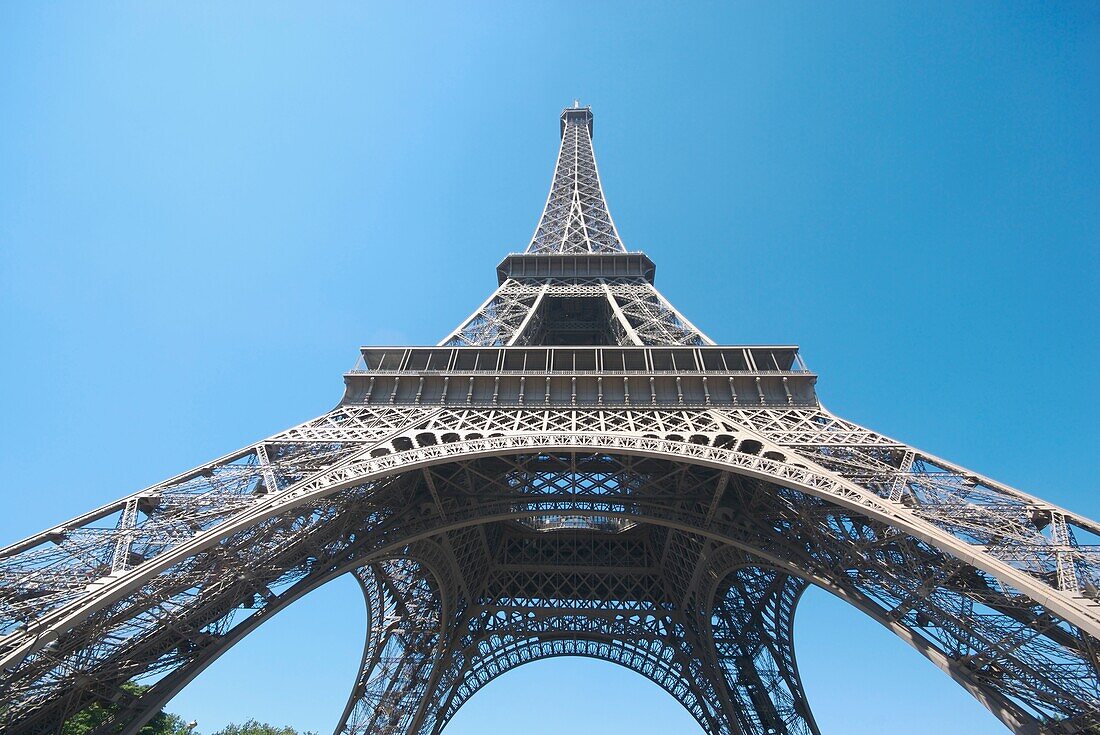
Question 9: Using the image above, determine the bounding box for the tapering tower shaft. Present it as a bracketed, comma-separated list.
[442, 105, 712, 347]
[528, 105, 625, 254]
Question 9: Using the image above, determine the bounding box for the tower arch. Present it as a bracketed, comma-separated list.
[9, 438, 1090, 735]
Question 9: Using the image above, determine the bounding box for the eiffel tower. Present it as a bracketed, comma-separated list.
[2, 105, 1099, 735]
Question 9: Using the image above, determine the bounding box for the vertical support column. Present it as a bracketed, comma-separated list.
[888, 450, 916, 503]
[603, 284, 644, 345]
[110, 498, 141, 573]
[335, 558, 447, 735]
[1052, 512, 1081, 594]
[707, 567, 820, 735]
[254, 443, 280, 497]
[506, 283, 549, 346]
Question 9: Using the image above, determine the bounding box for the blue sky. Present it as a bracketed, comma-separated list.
[1, 3, 1098, 733]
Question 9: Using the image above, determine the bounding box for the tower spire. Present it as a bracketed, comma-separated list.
[527, 106, 625, 253]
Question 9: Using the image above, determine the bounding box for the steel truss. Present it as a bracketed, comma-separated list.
[441, 280, 712, 347]
[1, 106, 1098, 735]
[527, 105, 624, 254]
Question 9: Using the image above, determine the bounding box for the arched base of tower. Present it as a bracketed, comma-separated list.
[9, 443, 1096, 735]
[328, 529, 821, 735]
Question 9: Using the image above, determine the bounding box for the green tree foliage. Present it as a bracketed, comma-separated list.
[211, 721, 316, 735]
[61, 683, 191, 735]
[61, 686, 316, 735]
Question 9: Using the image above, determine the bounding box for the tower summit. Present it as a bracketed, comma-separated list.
[533, 103, 619, 253]
[444, 105, 710, 347]
[1, 107, 1098, 735]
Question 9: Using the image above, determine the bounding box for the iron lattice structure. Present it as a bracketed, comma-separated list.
[2, 105, 1099, 735]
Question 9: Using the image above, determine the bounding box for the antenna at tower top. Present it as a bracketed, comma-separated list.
[573, 99, 580, 108]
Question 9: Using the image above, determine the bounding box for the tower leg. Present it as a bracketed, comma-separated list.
[335, 558, 446, 735]
[708, 567, 820, 735]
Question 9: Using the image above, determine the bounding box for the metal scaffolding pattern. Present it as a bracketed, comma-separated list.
[440, 280, 714, 347]
[526, 105, 625, 254]
[1, 107, 1098, 735]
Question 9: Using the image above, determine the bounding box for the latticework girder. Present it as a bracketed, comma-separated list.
[441, 280, 713, 347]
[2, 105, 1097, 735]
[527, 105, 624, 254]
[2, 416, 1097, 733]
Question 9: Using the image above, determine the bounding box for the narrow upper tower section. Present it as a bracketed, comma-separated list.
[526, 105, 626, 254]
[438, 105, 715, 348]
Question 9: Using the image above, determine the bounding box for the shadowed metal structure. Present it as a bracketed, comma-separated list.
[2, 105, 1099, 735]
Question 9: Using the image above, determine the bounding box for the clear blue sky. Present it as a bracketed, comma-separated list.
[1, 3, 1097, 734]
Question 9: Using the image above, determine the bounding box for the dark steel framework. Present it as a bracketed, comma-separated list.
[2, 105, 1099, 735]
